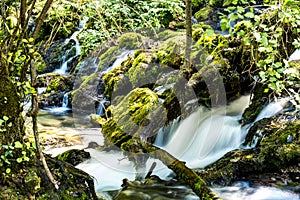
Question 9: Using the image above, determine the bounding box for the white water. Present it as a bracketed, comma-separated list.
[43, 95, 298, 199]
[104, 50, 135, 72]
[62, 92, 70, 108]
[155, 96, 289, 168]
[96, 98, 108, 116]
[212, 182, 299, 200]
[54, 17, 88, 74]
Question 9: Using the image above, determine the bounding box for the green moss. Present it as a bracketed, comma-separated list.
[156, 36, 185, 69]
[258, 121, 300, 169]
[55, 149, 90, 166]
[98, 46, 120, 71]
[24, 171, 41, 193]
[100, 88, 160, 148]
[157, 29, 185, 40]
[103, 61, 132, 99]
[34, 53, 46, 74]
[118, 32, 143, 49]
[192, 0, 207, 13]
[242, 83, 270, 122]
[195, 7, 214, 21]
[46, 75, 73, 92]
[127, 52, 158, 88]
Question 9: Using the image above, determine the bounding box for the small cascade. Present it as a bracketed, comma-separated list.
[62, 92, 70, 108]
[96, 98, 108, 116]
[157, 96, 289, 168]
[54, 17, 88, 74]
[104, 50, 135, 72]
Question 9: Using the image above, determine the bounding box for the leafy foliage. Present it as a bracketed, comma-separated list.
[77, 0, 185, 57]
[220, 0, 300, 108]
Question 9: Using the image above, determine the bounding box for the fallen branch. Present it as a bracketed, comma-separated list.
[144, 143, 220, 199]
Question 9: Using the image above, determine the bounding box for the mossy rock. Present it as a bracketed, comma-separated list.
[242, 83, 270, 122]
[157, 29, 185, 40]
[34, 53, 47, 74]
[127, 52, 159, 88]
[111, 88, 159, 135]
[192, 23, 213, 41]
[101, 88, 165, 147]
[103, 57, 133, 99]
[55, 149, 91, 166]
[192, 0, 207, 13]
[156, 35, 185, 69]
[188, 56, 231, 106]
[118, 32, 144, 49]
[71, 72, 103, 114]
[98, 46, 121, 71]
[46, 74, 74, 93]
[195, 7, 214, 21]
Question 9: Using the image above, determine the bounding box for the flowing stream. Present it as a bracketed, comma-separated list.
[42, 96, 299, 199]
[38, 17, 299, 199]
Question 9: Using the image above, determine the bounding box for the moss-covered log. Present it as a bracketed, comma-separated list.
[148, 145, 220, 199]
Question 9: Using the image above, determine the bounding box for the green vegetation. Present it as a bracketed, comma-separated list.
[219, 1, 300, 108]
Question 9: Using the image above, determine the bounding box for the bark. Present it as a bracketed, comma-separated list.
[185, 0, 192, 70]
[0, 66, 24, 146]
[32, 0, 54, 39]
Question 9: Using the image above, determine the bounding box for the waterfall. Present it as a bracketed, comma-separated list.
[104, 50, 135, 72]
[156, 96, 289, 168]
[54, 17, 88, 74]
[62, 92, 70, 108]
[96, 98, 107, 116]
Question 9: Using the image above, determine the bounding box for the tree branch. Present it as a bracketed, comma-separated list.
[32, 0, 54, 39]
[29, 60, 59, 190]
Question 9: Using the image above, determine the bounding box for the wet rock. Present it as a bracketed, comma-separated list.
[55, 149, 91, 166]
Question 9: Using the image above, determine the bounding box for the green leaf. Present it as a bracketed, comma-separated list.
[7, 122, 12, 127]
[204, 29, 215, 36]
[23, 156, 30, 162]
[261, 37, 268, 46]
[3, 116, 9, 121]
[259, 71, 266, 79]
[245, 12, 254, 18]
[6, 168, 11, 174]
[14, 141, 23, 149]
[16, 157, 23, 163]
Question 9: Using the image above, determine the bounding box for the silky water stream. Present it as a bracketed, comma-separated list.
[39, 94, 299, 199]
[37, 17, 299, 199]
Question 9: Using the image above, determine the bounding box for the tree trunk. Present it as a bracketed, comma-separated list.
[0, 66, 24, 146]
[185, 0, 192, 70]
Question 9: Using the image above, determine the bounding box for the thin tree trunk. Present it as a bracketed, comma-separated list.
[185, 0, 192, 70]
[32, 0, 54, 39]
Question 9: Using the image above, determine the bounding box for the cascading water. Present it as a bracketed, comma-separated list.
[155, 96, 289, 168]
[62, 91, 70, 108]
[104, 50, 135, 72]
[54, 17, 88, 74]
[74, 95, 296, 199]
